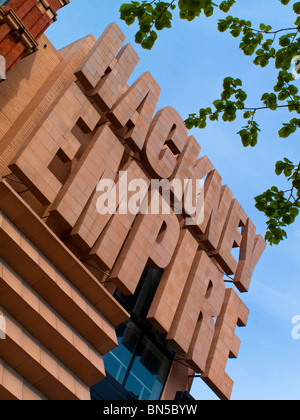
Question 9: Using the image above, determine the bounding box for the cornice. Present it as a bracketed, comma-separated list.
[0, 5, 38, 53]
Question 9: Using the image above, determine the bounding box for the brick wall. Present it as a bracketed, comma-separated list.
[0, 23, 26, 72]
[0, 0, 69, 74]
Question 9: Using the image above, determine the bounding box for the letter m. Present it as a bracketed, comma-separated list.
[0, 55, 6, 81]
[0, 316, 6, 339]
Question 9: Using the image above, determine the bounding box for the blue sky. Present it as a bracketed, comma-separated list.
[46, 0, 300, 400]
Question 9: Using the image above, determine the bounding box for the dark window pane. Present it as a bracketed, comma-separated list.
[124, 335, 171, 400]
[104, 321, 141, 385]
[115, 265, 163, 319]
[93, 266, 173, 401]
[132, 267, 163, 319]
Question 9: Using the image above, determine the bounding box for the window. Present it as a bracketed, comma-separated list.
[114, 265, 164, 320]
[104, 320, 172, 400]
[91, 265, 174, 401]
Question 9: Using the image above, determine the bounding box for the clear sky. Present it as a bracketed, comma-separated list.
[46, 0, 300, 400]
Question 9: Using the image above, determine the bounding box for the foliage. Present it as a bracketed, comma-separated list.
[119, 0, 300, 245]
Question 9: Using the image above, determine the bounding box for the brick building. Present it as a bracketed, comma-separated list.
[0, 0, 69, 75]
[0, 2, 266, 401]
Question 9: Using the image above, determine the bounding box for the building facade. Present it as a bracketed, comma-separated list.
[0, 1, 266, 401]
[0, 0, 69, 75]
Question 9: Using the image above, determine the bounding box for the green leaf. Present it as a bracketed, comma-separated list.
[293, 1, 300, 14]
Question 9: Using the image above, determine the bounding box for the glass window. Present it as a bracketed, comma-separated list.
[114, 265, 163, 319]
[104, 319, 173, 400]
[93, 265, 174, 400]
[124, 335, 172, 400]
[104, 321, 140, 385]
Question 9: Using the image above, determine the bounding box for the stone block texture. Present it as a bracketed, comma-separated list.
[0, 19, 266, 401]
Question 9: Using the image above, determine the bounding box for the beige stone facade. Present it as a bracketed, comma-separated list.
[0, 22, 266, 400]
